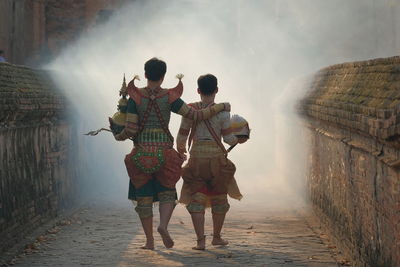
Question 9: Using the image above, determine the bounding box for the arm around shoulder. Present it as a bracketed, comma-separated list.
[172, 98, 231, 121]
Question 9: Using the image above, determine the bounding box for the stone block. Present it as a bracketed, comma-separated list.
[0, 63, 79, 254]
[301, 56, 400, 266]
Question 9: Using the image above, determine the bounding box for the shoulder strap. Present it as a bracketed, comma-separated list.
[187, 102, 228, 155]
[134, 88, 174, 143]
[134, 99, 154, 139]
[151, 99, 174, 142]
[203, 119, 228, 155]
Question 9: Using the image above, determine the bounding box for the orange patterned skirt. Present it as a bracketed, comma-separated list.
[179, 150, 242, 207]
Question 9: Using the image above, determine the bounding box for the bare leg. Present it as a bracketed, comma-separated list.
[157, 202, 175, 248]
[139, 216, 154, 249]
[190, 212, 206, 250]
[212, 213, 229, 246]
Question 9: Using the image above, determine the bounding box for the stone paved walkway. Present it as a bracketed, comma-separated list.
[7, 202, 343, 266]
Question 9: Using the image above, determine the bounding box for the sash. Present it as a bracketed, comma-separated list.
[187, 102, 228, 156]
[131, 91, 174, 173]
[203, 120, 228, 156]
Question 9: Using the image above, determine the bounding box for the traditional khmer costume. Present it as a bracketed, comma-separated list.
[177, 102, 243, 215]
[113, 77, 228, 219]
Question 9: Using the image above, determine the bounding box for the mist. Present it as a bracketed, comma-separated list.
[46, 0, 399, 208]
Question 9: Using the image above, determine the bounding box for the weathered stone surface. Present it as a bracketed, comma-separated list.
[0, 63, 66, 126]
[300, 56, 400, 266]
[300, 56, 400, 141]
[0, 0, 127, 65]
[0, 63, 79, 254]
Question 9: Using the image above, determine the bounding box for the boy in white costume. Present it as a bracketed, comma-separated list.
[177, 74, 245, 250]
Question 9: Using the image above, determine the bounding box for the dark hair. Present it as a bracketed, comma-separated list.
[0, 50, 3, 55]
[197, 74, 218, 95]
[144, 57, 167, 81]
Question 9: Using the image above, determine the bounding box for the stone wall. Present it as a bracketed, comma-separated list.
[300, 56, 400, 266]
[0, 62, 79, 253]
[0, 0, 127, 65]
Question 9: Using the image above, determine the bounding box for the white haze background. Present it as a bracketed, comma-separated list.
[46, 0, 400, 208]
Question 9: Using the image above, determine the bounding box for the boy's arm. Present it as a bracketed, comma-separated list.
[170, 98, 230, 121]
[220, 112, 238, 146]
[114, 98, 139, 141]
[176, 117, 192, 154]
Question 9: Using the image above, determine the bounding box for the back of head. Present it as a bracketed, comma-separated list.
[144, 57, 167, 81]
[198, 74, 218, 95]
[0, 50, 4, 56]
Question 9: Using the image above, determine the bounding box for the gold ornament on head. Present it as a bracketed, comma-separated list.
[85, 73, 129, 137]
[119, 74, 127, 97]
[113, 73, 128, 125]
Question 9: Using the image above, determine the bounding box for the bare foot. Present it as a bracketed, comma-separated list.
[140, 239, 154, 250]
[192, 235, 206, 250]
[157, 226, 174, 248]
[212, 236, 229, 246]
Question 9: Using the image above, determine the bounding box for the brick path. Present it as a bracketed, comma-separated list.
[7, 202, 342, 266]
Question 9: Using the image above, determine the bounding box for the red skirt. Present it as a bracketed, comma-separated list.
[125, 147, 184, 189]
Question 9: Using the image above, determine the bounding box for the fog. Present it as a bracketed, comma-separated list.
[46, 0, 399, 208]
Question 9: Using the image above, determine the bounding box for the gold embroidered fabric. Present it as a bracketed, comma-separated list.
[189, 141, 224, 158]
[179, 152, 242, 206]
